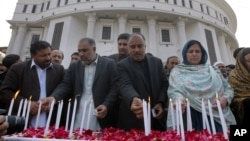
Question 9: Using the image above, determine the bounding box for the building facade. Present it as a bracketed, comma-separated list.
[7, 0, 238, 67]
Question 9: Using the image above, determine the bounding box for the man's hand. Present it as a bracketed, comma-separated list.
[96, 105, 107, 119]
[30, 101, 39, 115]
[152, 103, 163, 119]
[40, 97, 55, 112]
[130, 97, 143, 119]
[0, 115, 8, 138]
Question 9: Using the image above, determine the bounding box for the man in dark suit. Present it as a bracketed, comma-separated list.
[0, 41, 65, 128]
[116, 33, 168, 131]
[41, 37, 117, 130]
[108, 33, 130, 63]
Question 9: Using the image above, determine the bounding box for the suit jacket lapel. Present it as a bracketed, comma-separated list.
[93, 56, 102, 85]
[146, 55, 155, 94]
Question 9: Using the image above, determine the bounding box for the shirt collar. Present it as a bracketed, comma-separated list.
[31, 59, 53, 70]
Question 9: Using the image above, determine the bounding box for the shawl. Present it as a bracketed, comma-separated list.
[228, 48, 250, 124]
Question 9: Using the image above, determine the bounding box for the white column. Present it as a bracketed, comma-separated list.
[147, 16, 157, 56]
[42, 23, 49, 40]
[86, 13, 96, 38]
[117, 14, 127, 34]
[176, 17, 187, 48]
[7, 26, 17, 54]
[12, 24, 27, 55]
[218, 33, 230, 64]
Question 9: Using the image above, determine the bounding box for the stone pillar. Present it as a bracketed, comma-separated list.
[86, 13, 96, 38]
[42, 23, 49, 40]
[117, 14, 127, 34]
[12, 24, 27, 55]
[147, 16, 157, 56]
[176, 17, 187, 48]
[218, 33, 230, 64]
[6, 26, 17, 54]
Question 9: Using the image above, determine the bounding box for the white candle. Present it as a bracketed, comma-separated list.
[176, 100, 180, 135]
[202, 99, 211, 134]
[55, 101, 62, 129]
[207, 100, 216, 135]
[216, 93, 228, 140]
[24, 96, 32, 130]
[65, 99, 71, 131]
[35, 101, 42, 129]
[186, 98, 192, 131]
[44, 99, 55, 136]
[80, 101, 87, 134]
[22, 99, 27, 117]
[147, 97, 151, 136]
[169, 99, 175, 130]
[142, 99, 148, 136]
[178, 99, 185, 141]
[7, 90, 20, 115]
[17, 99, 23, 117]
[201, 99, 206, 129]
[69, 98, 77, 137]
[58, 100, 63, 127]
[86, 100, 93, 130]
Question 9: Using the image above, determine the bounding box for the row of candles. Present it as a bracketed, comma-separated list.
[142, 93, 228, 140]
[8, 90, 94, 137]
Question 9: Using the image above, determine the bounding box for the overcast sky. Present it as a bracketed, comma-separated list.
[0, 0, 249, 47]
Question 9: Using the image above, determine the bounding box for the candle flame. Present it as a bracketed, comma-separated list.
[186, 98, 188, 102]
[216, 93, 219, 100]
[13, 90, 20, 99]
[68, 98, 71, 102]
[169, 98, 172, 102]
[29, 96, 32, 100]
[148, 97, 150, 103]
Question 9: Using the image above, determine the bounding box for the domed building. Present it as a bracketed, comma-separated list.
[7, 0, 238, 67]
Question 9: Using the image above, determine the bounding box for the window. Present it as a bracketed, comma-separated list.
[224, 17, 228, 25]
[41, 3, 44, 12]
[200, 4, 203, 12]
[156, 0, 159, 2]
[52, 22, 64, 50]
[77, 0, 81, 2]
[173, 0, 177, 5]
[132, 28, 141, 34]
[182, 0, 185, 7]
[189, 0, 193, 9]
[46, 1, 50, 10]
[206, 6, 210, 15]
[32, 5, 37, 13]
[161, 29, 170, 43]
[65, 0, 68, 5]
[102, 26, 112, 40]
[30, 35, 40, 45]
[165, 0, 168, 3]
[23, 5, 27, 13]
[57, 0, 61, 7]
[215, 11, 218, 19]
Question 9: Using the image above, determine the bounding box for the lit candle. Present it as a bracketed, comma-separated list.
[22, 99, 27, 117]
[8, 90, 20, 115]
[86, 100, 93, 130]
[55, 101, 62, 129]
[17, 99, 23, 117]
[69, 98, 77, 137]
[147, 97, 151, 135]
[80, 101, 87, 134]
[207, 100, 216, 135]
[216, 93, 228, 139]
[65, 99, 71, 131]
[24, 96, 32, 130]
[186, 98, 192, 131]
[169, 99, 175, 130]
[142, 99, 148, 136]
[35, 101, 42, 129]
[44, 99, 55, 136]
[178, 99, 185, 141]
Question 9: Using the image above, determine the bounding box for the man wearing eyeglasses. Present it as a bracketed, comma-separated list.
[108, 33, 130, 63]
